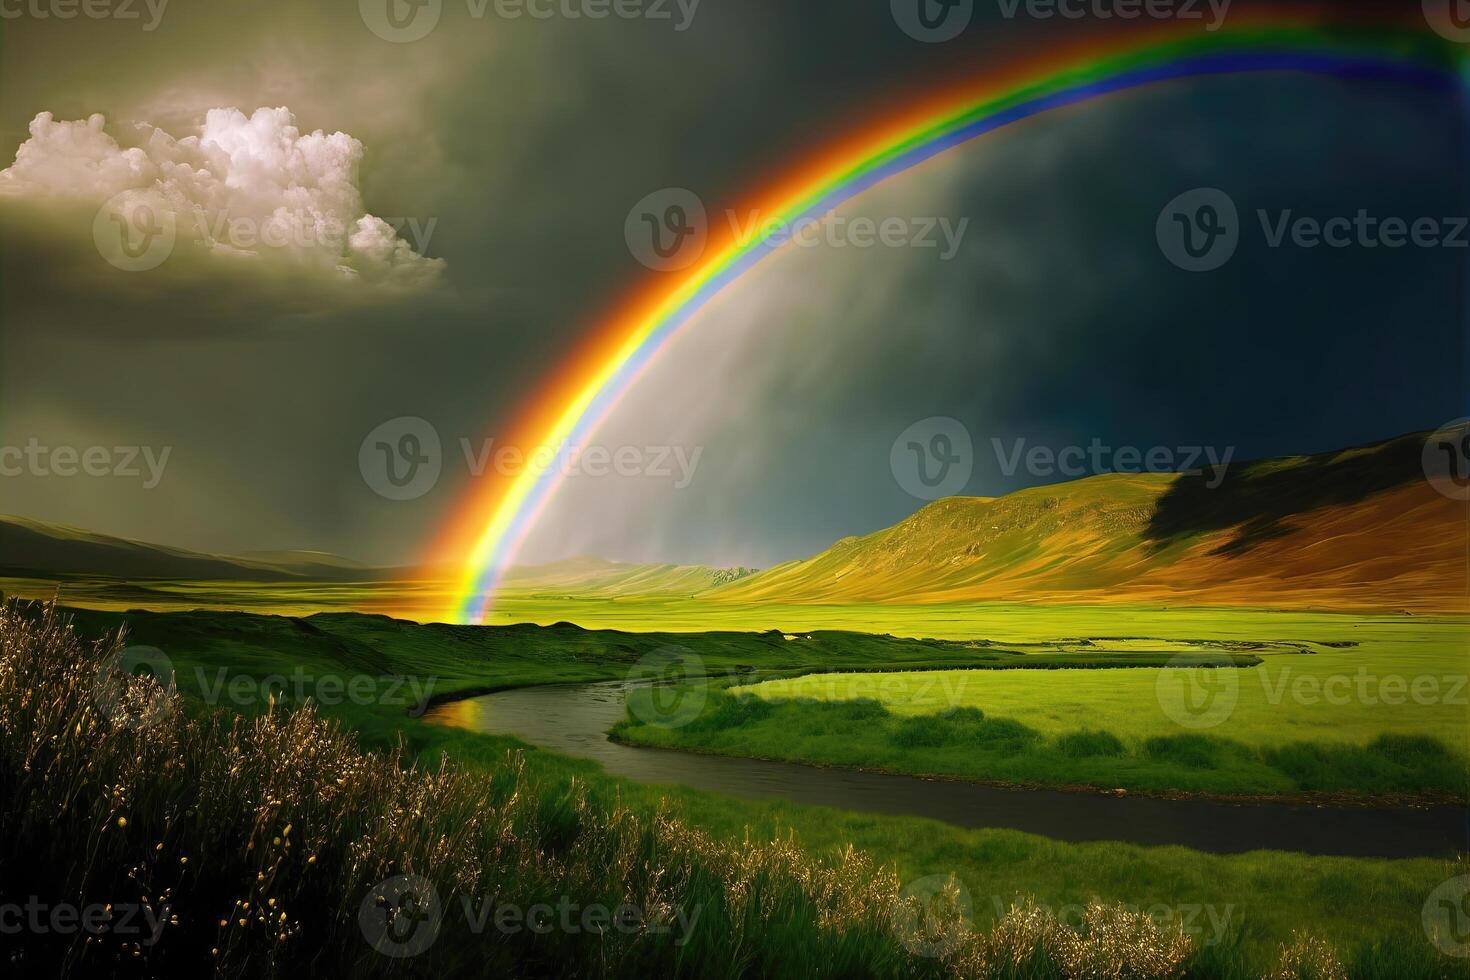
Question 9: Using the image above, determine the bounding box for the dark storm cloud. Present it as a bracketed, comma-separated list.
[527, 69, 1468, 568]
[0, 1, 1463, 566]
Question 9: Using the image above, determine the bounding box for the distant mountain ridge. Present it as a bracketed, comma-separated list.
[708, 431, 1468, 612]
[3, 431, 1463, 612]
[0, 516, 757, 595]
[0, 516, 397, 582]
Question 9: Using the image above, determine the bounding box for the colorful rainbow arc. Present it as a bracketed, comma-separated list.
[438, 24, 1462, 625]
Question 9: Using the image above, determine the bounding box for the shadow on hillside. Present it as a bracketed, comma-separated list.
[1142, 432, 1428, 556]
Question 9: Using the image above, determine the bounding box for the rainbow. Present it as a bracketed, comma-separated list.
[434, 20, 1462, 625]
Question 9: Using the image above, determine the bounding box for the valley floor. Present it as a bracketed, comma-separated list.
[613, 609, 1470, 802]
[30, 598, 1470, 974]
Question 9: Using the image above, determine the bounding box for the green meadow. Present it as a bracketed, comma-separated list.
[582, 600, 1470, 800]
[17, 576, 1470, 798]
[19, 602, 1465, 975]
[2, 587, 1466, 973]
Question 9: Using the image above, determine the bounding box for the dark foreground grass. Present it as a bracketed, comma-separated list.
[0, 600, 1258, 980]
[9, 602, 1467, 977]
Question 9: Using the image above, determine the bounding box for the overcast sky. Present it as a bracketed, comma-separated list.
[0, 1, 1464, 568]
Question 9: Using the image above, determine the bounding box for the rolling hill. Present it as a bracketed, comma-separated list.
[0, 516, 394, 582]
[0, 516, 757, 597]
[4, 431, 1463, 612]
[709, 432, 1468, 612]
[501, 556, 758, 596]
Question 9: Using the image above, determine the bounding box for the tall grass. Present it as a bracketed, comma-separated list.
[0, 601, 1403, 978]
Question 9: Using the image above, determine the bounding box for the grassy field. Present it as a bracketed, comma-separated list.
[593, 604, 1470, 800]
[8, 600, 1459, 976]
[18, 578, 1468, 795]
[19, 575, 1470, 796]
[615, 686, 1466, 799]
[9, 574, 1469, 633]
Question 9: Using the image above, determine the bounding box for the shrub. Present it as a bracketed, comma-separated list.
[1055, 729, 1127, 759]
[1366, 733, 1453, 768]
[1142, 734, 1225, 770]
[892, 714, 952, 748]
[686, 690, 777, 732]
[890, 708, 1039, 752]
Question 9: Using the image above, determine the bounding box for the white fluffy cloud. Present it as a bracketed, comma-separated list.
[0, 107, 444, 293]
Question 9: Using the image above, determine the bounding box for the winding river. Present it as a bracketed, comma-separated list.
[427, 681, 1468, 859]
